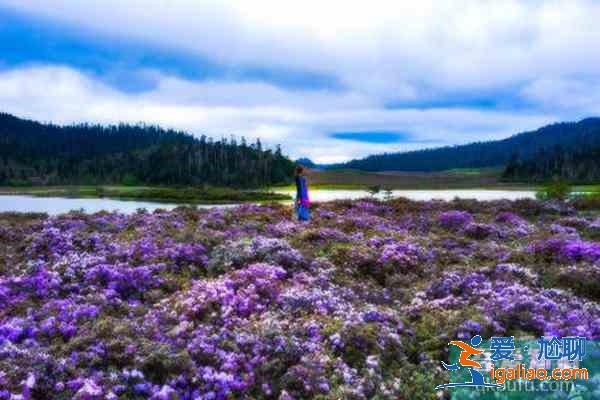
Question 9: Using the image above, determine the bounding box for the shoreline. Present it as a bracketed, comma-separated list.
[0, 182, 597, 206]
[0, 185, 291, 204]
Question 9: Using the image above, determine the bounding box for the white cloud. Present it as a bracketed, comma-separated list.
[1, 1, 600, 162]
[4, 0, 600, 103]
[521, 78, 600, 117]
[0, 65, 555, 163]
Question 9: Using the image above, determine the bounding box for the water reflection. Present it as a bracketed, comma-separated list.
[0, 189, 536, 215]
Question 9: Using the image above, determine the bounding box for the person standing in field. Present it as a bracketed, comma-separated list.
[295, 165, 310, 221]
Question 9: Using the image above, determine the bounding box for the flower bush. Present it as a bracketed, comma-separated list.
[530, 237, 600, 263]
[438, 210, 473, 230]
[0, 198, 598, 399]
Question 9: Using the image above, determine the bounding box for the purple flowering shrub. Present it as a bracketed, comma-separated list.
[410, 269, 600, 338]
[438, 210, 473, 230]
[530, 237, 600, 263]
[207, 236, 304, 274]
[176, 263, 287, 322]
[463, 222, 499, 240]
[549, 223, 579, 236]
[558, 216, 590, 229]
[494, 211, 535, 237]
[376, 241, 432, 281]
[299, 227, 355, 244]
[0, 198, 599, 399]
[326, 243, 379, 277]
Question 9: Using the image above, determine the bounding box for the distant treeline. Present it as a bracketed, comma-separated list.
[333, 118, 600, 178]
[0, 113, 295, 187]
[502, 145, 600, 183]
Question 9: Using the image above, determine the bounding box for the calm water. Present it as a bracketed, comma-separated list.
[0, 189, 536, 215]
[274, 189, 536, 202]
[0, 195, 237, 215]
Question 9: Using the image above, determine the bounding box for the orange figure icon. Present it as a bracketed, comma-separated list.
[436, 335, 503, 389]
[448, 340, 484, 368]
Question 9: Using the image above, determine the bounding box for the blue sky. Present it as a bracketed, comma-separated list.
[330, 132, 433, 144]
[1, 1, 600, 163]
[0, 7, 341, 92]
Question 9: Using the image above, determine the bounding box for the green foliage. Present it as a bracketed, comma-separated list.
[572, 192, 600, 210]
[0, 185, 292, 203]
[121, 173, 140, 186]
[542, 265, 600, 301]
[105, 186, 291, 203]
[338, 323, 381, 368]
[6, 178, 32, 187]
[0, 112, 295, 188]
[366, 185, 381, 196]
[535, 180, 572, 200]
[504, 144, 600, 183]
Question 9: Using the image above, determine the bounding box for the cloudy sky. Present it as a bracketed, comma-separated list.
[1, 1, 600, 163]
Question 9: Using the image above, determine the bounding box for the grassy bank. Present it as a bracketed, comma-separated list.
[273, 168, 533, 191]
[1, 170, 598, 204]
[0, 185, 292, 204]
[272, 168, 600, 193]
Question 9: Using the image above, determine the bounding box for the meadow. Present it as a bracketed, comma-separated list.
[282, 168, 515, 190]
[0, 186, 291, 204]
[0, 197, 599, 399]
[280, 168, 600, 193]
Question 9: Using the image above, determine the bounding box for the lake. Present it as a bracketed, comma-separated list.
[274, 188, 536, 202]
[0, 190, 536, 215]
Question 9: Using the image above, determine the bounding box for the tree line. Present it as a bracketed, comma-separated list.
[502, 145, 600, 183]
[0, 113, 295, 187]
[333, 118, 600, 174]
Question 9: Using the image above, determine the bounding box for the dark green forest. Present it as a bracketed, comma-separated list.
[0, 113, 295, 187]
[333, 118, 600, 179]
[502, 145, 600, 183]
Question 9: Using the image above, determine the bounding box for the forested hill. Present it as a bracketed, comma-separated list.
[502, 145, 600, 183]
[0, 113, 294, 187]
[335, 118, 600, 172]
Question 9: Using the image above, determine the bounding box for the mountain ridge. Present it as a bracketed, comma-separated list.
[325, 118, 600, 173]
[0, 112, 294, 187]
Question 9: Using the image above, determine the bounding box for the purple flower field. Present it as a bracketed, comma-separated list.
[0, 198, 599, 399]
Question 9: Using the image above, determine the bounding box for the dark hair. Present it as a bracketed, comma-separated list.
[295, 165, 304, 176]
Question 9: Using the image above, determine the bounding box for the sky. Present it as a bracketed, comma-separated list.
[1, 1, 600, 163]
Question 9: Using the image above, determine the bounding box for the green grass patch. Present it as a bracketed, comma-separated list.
[0, 185, 291, 204]
[284, 168, 540, 190]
